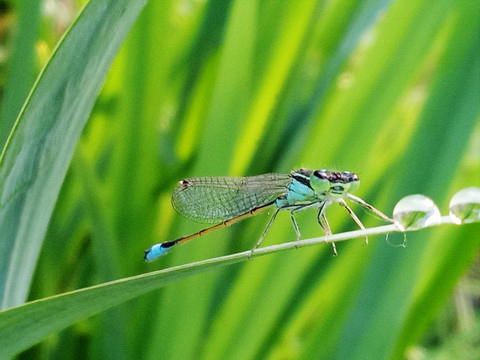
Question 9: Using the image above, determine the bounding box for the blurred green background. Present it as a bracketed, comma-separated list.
[0, 0, 479, 359]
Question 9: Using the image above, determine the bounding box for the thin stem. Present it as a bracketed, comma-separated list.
[158, 215, 458, 268]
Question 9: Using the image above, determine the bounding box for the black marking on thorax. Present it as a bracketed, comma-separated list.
[290, 169, 313, 189]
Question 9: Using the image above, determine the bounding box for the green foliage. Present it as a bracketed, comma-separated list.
[0, 0, 479, 359]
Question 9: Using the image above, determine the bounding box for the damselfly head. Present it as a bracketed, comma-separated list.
[310, 170, 360, 197]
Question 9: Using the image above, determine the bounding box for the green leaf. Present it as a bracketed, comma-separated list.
[0, 0, 146, 309]
[0, 223, 426, 358]
[0, 0, 42, 149]
[0, 249, 241, 358]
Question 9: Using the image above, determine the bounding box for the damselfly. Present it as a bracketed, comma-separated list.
[144, 169, 393, 261]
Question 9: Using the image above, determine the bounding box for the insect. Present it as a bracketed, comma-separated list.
[144, 169, 392, 261]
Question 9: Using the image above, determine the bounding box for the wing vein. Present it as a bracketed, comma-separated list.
[171, 174, 291, 223]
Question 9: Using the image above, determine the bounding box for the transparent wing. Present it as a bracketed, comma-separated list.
[171, 173, 291, 223]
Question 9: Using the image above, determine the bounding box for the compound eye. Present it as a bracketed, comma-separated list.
[349, 177, 360, 193]
[313, 170, 328, 179]
[342, 171, 358, 182]
[310, 170, 330, 193]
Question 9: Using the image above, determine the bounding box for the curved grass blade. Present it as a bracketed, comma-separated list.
[0, 0, 147, 309]
[0, 223, 402, 358]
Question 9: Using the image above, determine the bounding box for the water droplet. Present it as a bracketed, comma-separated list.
[449, 187, 480, 225]
[393, 195, 441, 231]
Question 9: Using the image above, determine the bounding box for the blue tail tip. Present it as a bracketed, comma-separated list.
[144, 242, 175, 262]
